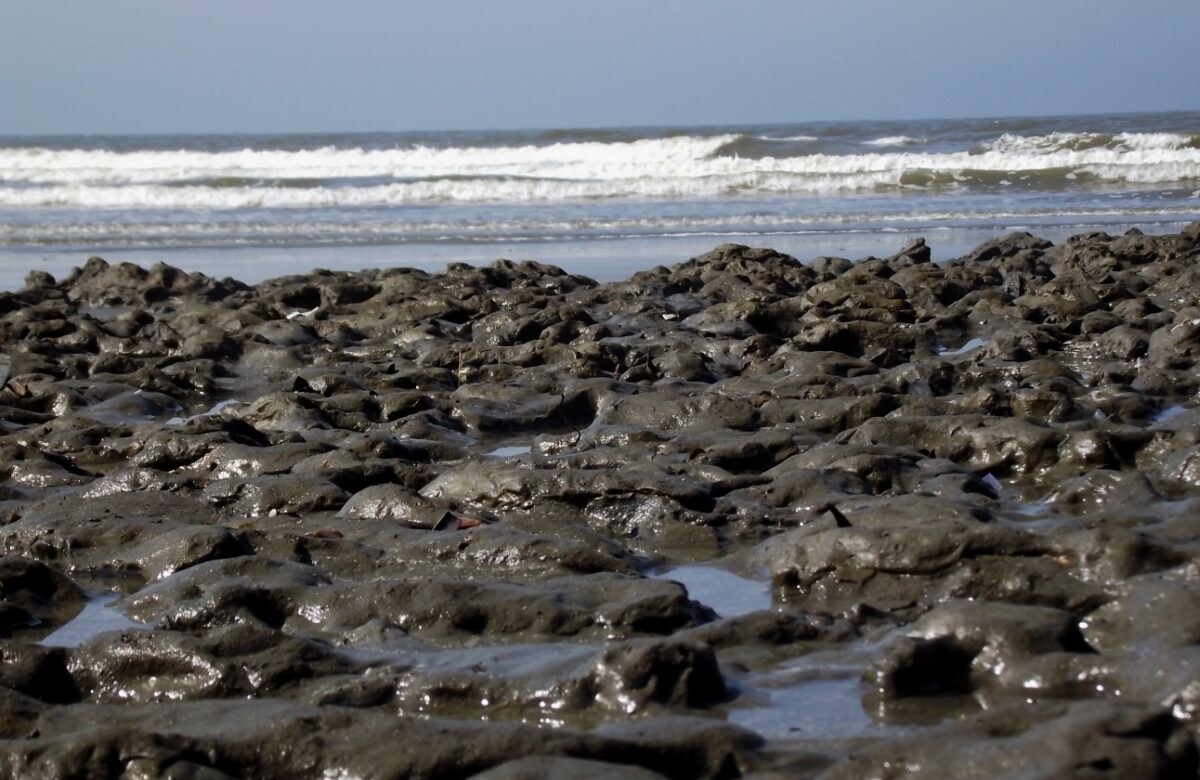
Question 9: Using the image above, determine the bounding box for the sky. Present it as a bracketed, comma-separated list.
[2, 1, 1198, 134]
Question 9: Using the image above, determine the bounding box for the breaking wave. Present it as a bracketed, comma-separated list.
[863, 135, 924, 147]
[1, 129, 1199, 209]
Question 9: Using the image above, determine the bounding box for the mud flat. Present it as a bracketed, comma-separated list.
[2, 226, 1200, 777]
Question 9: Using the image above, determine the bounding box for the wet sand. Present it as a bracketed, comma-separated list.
[1, 225, 1200, 777]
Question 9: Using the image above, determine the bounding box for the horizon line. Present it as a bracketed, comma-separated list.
[1, 107, 1197, 140]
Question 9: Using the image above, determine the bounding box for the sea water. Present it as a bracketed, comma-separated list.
[1, 111, 1198, 288]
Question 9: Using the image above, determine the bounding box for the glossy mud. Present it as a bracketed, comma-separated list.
[1, 226, 1200, 777]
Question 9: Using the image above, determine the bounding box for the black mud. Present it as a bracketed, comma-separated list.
[2, 228, 1200, 777]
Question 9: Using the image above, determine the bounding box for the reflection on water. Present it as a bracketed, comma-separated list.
[728, 677, 879, 740]
[651, 564, 772, 618]
[166, 397, 243, 426]
[936, 337, 987, 357]
[726, 641, 981, 743]
[40, 593, 148, 648]
[78, 305, 130, 322]
[486, 445, 533, 458]
[1150, 405, 1188, 427]
[79, 391, 181, 426]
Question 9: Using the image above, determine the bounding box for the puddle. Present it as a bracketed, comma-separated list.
[78, 305, 131, 322]
[1012, 499, 1054, 517]
[1000, 500, 1092, 531]
[486, 445, 533, 458]
[80, 391, 181, 426]
[355, 641, 600, 675]
[724, 640, 967, 742]
[651, 564, 772, 618]
[1150, 405, 1188, 427]
[166, 398, 243, 426]
[728, 677, 879, 740]
[936, 337, 987, 358]
[40, 593, 148, 648]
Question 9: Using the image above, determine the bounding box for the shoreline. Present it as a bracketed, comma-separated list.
[2, 217, 1197, 292]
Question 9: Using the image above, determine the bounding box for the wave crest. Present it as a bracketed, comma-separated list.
[988, 131, 1200, 154]
[2, 129, 1199, 208]
[863, 135, 924, 147]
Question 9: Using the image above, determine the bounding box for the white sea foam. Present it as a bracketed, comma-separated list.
[1112, 132, 1195, 150]
[758, 134, 819, 142]
[989, 132, 1104, 152]
[0, 135, 742, 185]
[1, 132, 1199, 208]
[3, 204, 1196, 247]
[863, 135, 923, 147]
[0, 174, 890, 207]
[988, 131, 1197, 153]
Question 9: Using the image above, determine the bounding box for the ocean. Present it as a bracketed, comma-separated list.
[1, 111, 1197, 289]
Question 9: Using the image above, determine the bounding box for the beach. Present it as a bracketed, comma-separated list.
[1, 223, 1200, 776]
[6, 0, 1200, 767]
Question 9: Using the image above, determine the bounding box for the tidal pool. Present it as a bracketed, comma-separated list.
[936, 337, 987, 358]
[727, 677, 880, 740]
[486, 445, 533, 458]
[165, 398, 243, 426]
[1150, 405, 1189, 427]
[652, 564, 772, 618]
[40, 593, 148, 648]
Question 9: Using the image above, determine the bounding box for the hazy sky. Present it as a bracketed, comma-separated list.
[2, 1, 1197, 134]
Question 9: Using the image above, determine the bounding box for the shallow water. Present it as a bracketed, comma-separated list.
[1150, 404, 1189, 427]
[936, 337, 987, 357]
[79, 392, 181, 427]
[77, 305, 130, 322]
[728, 677, 882, 740]
[40, 593, 147, 648]
[1011, 498, 1056, 517]
[165, 397, 242, 426]
[651, 564, 772, 618]
[486, 445, 533, 459]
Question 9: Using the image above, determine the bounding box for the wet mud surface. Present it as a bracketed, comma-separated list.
[2, 226, 1200, 777]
